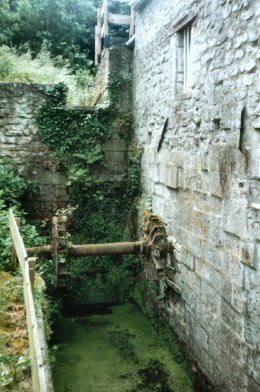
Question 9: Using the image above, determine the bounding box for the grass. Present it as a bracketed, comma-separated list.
[52, 303, 194, 392]
[0, 44, 94, 105]
[0, 271, 31, 391]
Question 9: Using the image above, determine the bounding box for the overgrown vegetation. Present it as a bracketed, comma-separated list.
[0, 271, 31, 390]
[0, 0, 96, 70]
[0, 45, 94, 105]
[0, 0, 132, 68]
[0, 0, 134, 104]
[0, 160, 53, 390]
[35, 79, 142, 305]
[0, 160, 45, 271]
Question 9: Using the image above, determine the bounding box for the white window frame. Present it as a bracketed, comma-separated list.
[173, 13, 195, 95]
[183, 25, 192, 92]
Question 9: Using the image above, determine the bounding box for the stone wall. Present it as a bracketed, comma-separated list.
[95, 45, 133, 182]
[132, 0, 260, 391]
[0, 83, 68, 215]
[0, 48, 133, 212]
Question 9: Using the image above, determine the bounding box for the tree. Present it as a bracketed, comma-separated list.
[0, 0, 97, 70]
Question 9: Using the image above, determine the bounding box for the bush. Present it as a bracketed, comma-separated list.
[0, 160, 45, 271]
[0, 44, 94, 105]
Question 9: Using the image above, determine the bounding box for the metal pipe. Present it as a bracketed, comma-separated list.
[69, 241, 145, 257]
[26, 241, 147, 258]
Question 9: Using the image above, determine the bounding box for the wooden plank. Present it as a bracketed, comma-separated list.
[108, 12, 131, 25]
[28, 257, 36, 292]
[9, 210, 27, 270]
[23, 261, 53, 392]
[101, 23, 105, 37]
[101, 2, 105, 18]
[95, 8, 102, 65]
[103, 0, 109, 36]
[9, 209, 54, 392]
[97, 8, 102, 61]
[11, 217, 21, 272]
[165, 277, 181, 294]
[95, 25, 98, 65]
[173, 12, 196, 34]
[129, 7, 135, 37]
[97, 7, 101, 30]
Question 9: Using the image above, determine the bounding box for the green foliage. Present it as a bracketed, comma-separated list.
[36, 79, 121, 187]
[66, 254, 140, 305]
[36, 80, 142, 305]
[0, 161, 37, 208]
[37, 82, 111, 143]
[0, 160, 45, 271]
[127, 143, 143, 201]
[0, 45, 94, 105]
[0, 0, 96, 70]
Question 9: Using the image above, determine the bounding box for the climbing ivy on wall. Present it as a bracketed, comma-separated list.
[36, 82, 114, 185]
[36, 80, 143, 305]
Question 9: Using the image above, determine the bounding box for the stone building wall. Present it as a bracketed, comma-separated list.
[132, 0, 260, 391]
[0, 83, 68, 215]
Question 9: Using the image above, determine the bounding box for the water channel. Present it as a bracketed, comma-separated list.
[52, 303, 194, 392]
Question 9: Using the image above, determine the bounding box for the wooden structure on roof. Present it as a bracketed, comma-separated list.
[95, 0, 135, 66]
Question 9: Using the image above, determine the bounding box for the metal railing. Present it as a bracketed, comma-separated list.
[95, 0, 135, 65]
[8, 209, 54, 392]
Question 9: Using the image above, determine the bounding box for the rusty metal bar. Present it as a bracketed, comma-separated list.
[27, 245, 52, 257]
[26, 241, 147, 258]
[69, 241, 145, 257]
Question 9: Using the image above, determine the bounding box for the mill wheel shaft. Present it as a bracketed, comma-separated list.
[26, 241, 147, 257]
[26, 210, 170, 287]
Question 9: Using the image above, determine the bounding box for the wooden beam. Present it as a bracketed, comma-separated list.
[28, 257, 36, 292]
[9, 210, 27, 270]
[97, 8, 102, 63]
[129, 7, 135, 37]
[103, 0, 109, 37]
[11, 216, 21, 272]
[95, 25, 98, 65]
[108, 12, 131, 25]
[101, 2, 105, 18]
[8, 209, 54, 392]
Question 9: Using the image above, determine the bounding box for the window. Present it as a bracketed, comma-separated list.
[172, 14, 195, 94]
[183, 25, 192, 92]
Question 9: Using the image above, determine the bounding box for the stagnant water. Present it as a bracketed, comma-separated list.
[52, 303, 194, 392]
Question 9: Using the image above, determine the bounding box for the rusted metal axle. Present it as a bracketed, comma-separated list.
[26, 210, 171, 288]
[26, 241, 147, 258]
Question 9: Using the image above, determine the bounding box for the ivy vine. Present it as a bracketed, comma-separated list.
[35, 78, 143, 305]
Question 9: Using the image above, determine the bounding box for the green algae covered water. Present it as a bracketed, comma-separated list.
[52, 303, 194, 392]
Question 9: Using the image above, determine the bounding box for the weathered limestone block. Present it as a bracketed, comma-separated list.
[132, 0, 260, 389]
[0, 83, 69, 215]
